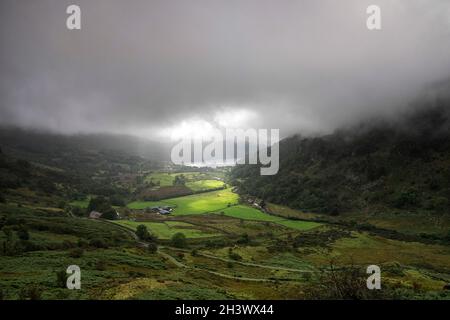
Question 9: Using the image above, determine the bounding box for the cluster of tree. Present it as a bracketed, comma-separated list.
[87, 197, 117, 220]
[171, 232, 186, 248]
[135, 224, 158, 253]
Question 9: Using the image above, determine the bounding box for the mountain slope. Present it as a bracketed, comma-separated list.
[230, 105, 450, 216]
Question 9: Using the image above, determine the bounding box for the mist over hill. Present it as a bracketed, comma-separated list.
[0, 128, 172, 164]
[230, 98, 450, 216]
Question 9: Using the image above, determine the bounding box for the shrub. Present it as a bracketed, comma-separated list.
[136, 224, 151, 241]
[229, 252, 243, 261]
[147, 242, 157, 254]
[101, 208, 118, 220]
[237, 233, 250, 244]
[171, 232, 187, 248]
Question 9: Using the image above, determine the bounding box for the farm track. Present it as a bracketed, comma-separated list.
[92, 218, 139, 241]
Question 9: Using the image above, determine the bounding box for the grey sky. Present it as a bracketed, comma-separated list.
[1, 0, 450, 140]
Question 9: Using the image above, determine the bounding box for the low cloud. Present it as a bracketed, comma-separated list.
[1, 0, 450, 139]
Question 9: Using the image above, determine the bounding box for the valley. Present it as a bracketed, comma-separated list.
[1, 134, 449, 300]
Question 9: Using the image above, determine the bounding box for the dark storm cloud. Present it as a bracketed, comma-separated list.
[1, 0, 450, 139]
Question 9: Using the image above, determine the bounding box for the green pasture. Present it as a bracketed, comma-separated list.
[165, 188, 238, 215]
[221, 205, 321, 231]
[126, 200, 171, 210]
[186, 179, 225, 192]
[144, 172, 176, 186]
[145, 171, 225, 189]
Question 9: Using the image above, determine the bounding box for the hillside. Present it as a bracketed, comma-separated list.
[0, 128, 171, 165]
[230, 105, 450, 216]
[0, 130, 168, 208]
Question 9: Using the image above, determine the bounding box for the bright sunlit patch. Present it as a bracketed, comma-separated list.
[162, 118, 217, 141]
[213, 108, 258, 128]
[156, 107, 260, 142]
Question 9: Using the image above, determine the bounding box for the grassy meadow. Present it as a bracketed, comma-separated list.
[185, 179, 225, 192]
[164, 188, 239, 215]
[221, 205, 322, 231]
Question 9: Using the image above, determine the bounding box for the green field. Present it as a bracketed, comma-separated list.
[145, 171, 226, 192]
[221, 205, 321, 231]
[126, 200, 171, 210]
[186, 179, 225, 192]
[164, 188, 239, 215]
[144, 172, 215, 186]
[145, 172, 176, 186]
[113, 220, 219, 239]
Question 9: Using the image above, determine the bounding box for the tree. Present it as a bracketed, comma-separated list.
[237, 233, 250, 244]
[171, 232, 186, 248]
[100, 208, 118, 220]
[110, 196, 125, 207]
[229, 252, 243, 261]
[136, 224, 150, 241]
[87, 196, 113, 214]
[173, 174, 186, 186]
[147, 242, 157, 254]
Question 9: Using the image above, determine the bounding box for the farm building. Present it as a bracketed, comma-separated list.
[89, 210, 120, 219]
[145, 206, 174, 215]
[89, 211, 102, 219]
